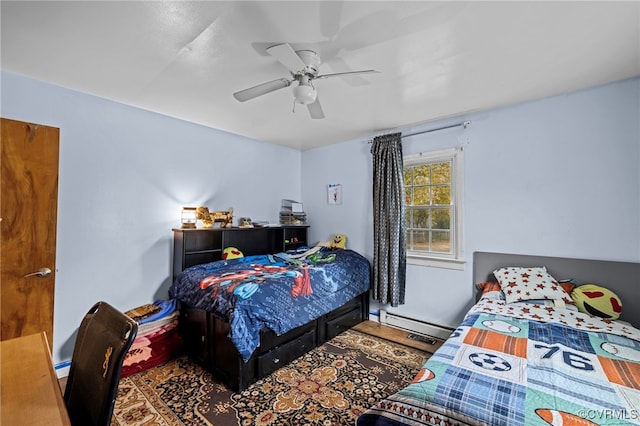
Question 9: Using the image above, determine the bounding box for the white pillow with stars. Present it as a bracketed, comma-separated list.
[493, 266, 573, 304]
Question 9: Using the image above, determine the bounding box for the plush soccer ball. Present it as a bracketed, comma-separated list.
[571, 284, 622, 320]
[223, 247, 244, 260]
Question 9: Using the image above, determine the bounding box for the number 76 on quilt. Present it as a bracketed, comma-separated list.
[533, 344, 594, 371]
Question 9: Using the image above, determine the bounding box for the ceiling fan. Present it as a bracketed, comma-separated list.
[233, 43, 379, 119]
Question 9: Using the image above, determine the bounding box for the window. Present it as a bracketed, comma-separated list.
[404, 148, 463, 269]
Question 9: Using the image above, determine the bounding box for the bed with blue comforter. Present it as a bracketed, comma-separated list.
[357, 253, 640, 426]
[169, 247, 371, 390]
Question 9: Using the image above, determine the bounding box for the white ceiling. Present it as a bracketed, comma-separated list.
[2, 1, 639, 151]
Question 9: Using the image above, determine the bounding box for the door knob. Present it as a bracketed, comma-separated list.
[24, 267, 52, 278]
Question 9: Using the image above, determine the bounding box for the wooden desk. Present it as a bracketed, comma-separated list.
[1, 332, 71, 425]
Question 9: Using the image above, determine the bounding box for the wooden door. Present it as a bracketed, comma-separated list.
[1, 118, 59, 347]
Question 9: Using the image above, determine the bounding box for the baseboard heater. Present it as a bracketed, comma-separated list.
[379, 310, 454, 341]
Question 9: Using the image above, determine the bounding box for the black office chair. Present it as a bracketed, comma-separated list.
[63, 301, 138, 426]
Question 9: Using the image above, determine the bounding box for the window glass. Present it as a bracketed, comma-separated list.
[404, 149, 461, 262]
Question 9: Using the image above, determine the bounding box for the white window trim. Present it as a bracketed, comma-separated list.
[405, 147, 464, 270]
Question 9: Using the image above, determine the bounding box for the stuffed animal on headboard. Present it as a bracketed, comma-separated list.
[211, 208, 234, 228]
[196, 206, 214, 228]
[331, 234, 347, 249]
[197, 206, 233, 228]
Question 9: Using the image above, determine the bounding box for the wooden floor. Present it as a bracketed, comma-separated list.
[353, 320, 444, 353]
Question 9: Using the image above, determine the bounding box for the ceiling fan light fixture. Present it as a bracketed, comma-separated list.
[293, 83, 317, 105]
[236, 43, 377, 118]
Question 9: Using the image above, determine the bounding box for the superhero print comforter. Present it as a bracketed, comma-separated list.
[169, 248, 370, 362]
[357, 295, 640, 426]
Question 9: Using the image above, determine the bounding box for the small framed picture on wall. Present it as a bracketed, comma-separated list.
[327, 183, 342, 205]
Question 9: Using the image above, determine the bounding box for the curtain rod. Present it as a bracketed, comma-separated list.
[368, 120, 471, 143]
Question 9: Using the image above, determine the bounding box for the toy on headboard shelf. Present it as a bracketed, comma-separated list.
[211, 208, 234, 228]
[239, 217, 254, 228]
[196, 206, 234, 229]
[196, 206, 213, 228]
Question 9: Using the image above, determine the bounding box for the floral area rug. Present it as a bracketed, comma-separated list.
[111, 329, 430, 426]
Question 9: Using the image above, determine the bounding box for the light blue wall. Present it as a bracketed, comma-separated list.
[3, 71, 638, 364]
[302, 77, 640, 329]
[1, 71, 302, 364]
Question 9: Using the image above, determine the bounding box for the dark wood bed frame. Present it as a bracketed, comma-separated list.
[473, 251, 640, 329]
[178, 292, 369, 392]
[171, 226, 370, 392]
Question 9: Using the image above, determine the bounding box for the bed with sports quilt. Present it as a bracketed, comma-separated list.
[170, 247, 371, 391]
[357, 251, 640, 426]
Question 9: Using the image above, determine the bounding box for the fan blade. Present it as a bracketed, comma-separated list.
[307, 97, 325, 119]
[266, 43, 306, 73]
[315, 69, 380, 80]
[320, 1, 343, 39]
[233, 78, 291, 102]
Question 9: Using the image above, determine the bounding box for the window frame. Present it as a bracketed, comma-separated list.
[404, 147, 464, 270]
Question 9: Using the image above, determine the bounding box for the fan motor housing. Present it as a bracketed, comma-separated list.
[295, 50, 321, 76]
